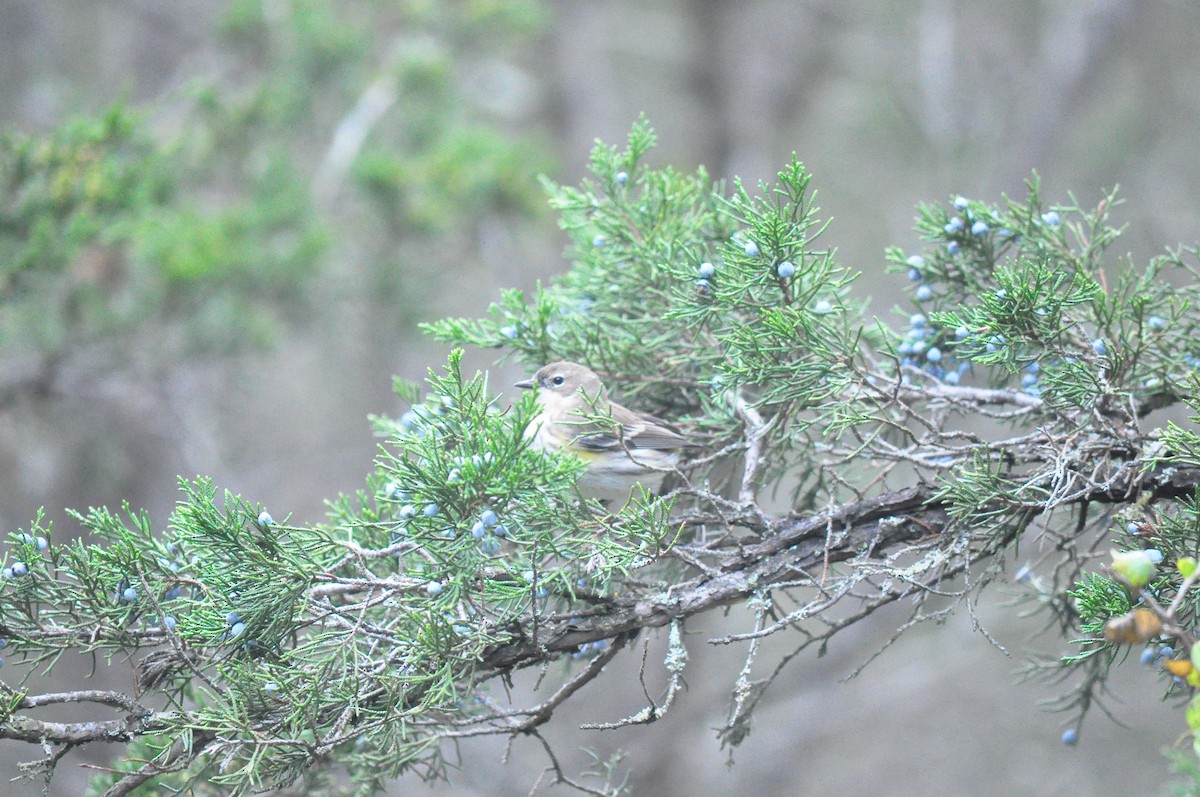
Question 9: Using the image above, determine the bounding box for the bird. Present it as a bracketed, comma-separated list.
[514, 361, 700, 504]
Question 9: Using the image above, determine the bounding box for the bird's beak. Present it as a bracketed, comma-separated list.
[514, 378, 535, 390]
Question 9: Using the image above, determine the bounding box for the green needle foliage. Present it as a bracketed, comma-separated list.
[9, 120, 1200, 795]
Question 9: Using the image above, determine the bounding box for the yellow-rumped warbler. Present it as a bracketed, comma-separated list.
[515, 361, 700, 503]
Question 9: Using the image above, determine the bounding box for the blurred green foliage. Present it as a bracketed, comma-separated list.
[0, 0, 553, 389]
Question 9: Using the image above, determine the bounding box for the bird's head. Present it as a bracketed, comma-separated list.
[515, 362, 605, 408]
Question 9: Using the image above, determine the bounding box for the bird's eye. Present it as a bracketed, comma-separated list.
[552, 375, 565, 386]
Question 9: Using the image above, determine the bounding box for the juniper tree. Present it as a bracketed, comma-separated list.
[5, 119, 1200, 795]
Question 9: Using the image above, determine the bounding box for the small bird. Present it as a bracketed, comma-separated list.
[515, 362, 700, 504]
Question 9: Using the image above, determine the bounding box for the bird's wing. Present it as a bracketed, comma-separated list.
[571, 404, 699, 451]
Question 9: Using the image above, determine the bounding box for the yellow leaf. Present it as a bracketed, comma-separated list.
[1165, 658, 1194, 678]
[1104, 607, 1163, 644]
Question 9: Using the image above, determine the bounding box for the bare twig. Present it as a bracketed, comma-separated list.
[734, 395, 774, 505]
[17, 690, 149, 715]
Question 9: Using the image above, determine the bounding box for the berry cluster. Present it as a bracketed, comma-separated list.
[2, 531, 48, 580]
[470, 507, 507, 554]
[523, 569, 550, 600]
[936, 195, 1019, 258]
[382, 460, 518, 582]
[1140, 643, 1175, 667]
[223, 610, 246, 641]
[896, 196, 1098, 394]
[571, 638, 609, 659]
[896, 313, 969, 385]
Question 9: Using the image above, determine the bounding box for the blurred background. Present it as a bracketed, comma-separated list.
[0, 1, 1197, 794]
